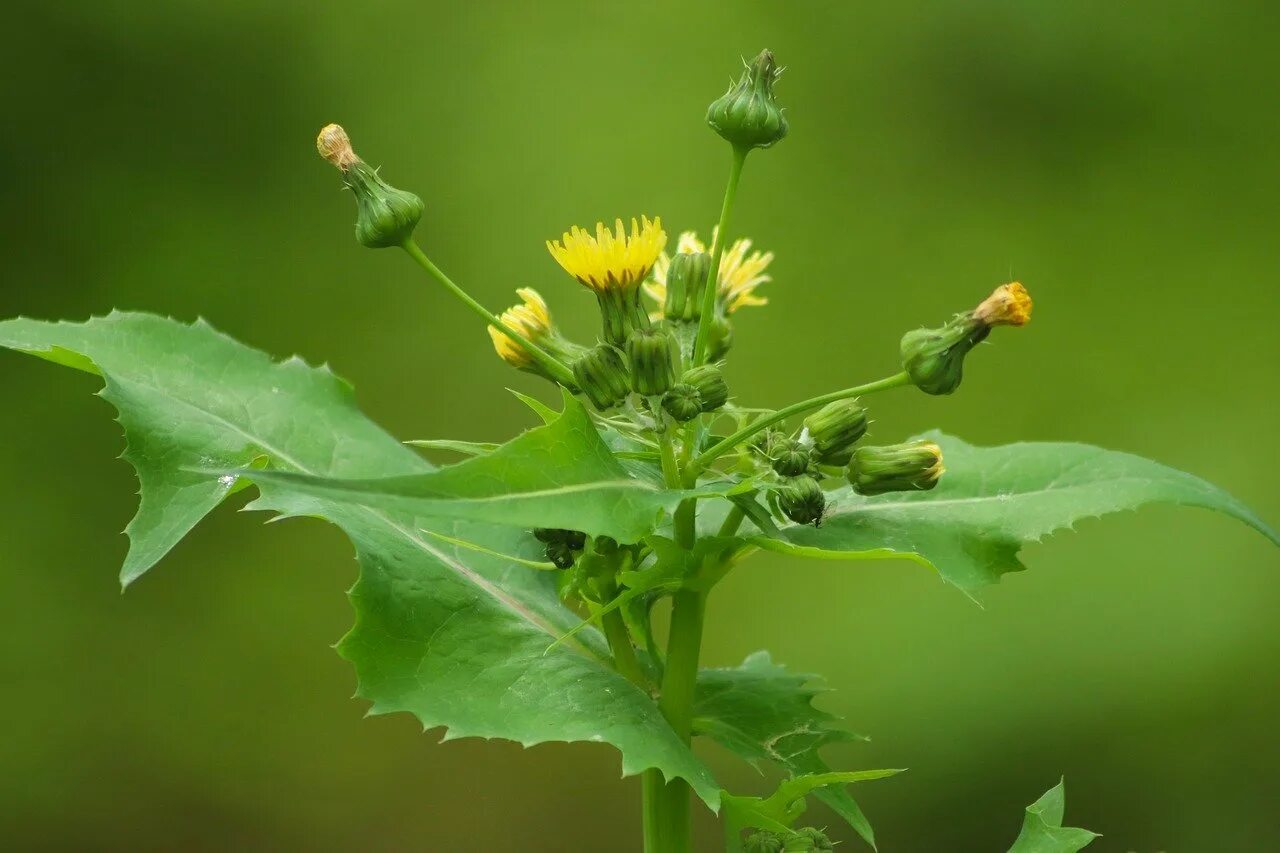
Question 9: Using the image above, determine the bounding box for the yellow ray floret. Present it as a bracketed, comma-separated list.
[645, 228, 774, 314]
[546, 216, 666, 293]
[488, 287, 552, 368]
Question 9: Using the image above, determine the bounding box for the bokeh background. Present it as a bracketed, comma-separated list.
[3, 2, 1278, 850]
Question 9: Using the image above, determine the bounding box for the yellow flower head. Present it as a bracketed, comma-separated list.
[488, 288, 552, 368]
[546, 217, 666, 293]
[973, 282, 1032, 327]
[645, 228, 774, 314]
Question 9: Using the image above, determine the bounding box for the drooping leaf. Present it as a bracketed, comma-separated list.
[0, 312, 720, 806]
[696, 652, 887, 848]
[1007, 779, 1098, 852]
[234, 391, 742, 544]
[776, 432, 1279, 598]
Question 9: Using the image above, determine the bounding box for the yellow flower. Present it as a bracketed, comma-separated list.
[973, 282, 1033, 327]
[645, 228, 773, 314]
[546, 217, 666, 292]
[488, 288, 552, 368]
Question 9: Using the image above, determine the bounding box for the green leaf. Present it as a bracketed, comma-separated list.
[1008, 779, 1098, 852]
[778, 432, 1279, 598]
[722, 769, 902, 852]
[0, 312, 721, 806]
[405, 438, 499, 456]
[696, 652, 888, 849]
[236, 393, 742, 544]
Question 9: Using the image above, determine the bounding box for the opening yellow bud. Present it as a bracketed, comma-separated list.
[316, 123, 359, 171]
[488, 288, 552, 368]
[974, 282, 1032, 327]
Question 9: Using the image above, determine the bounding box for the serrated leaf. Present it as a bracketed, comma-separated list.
[0, 312, 720, 806]
[1008, 779, 1098, 852]
[777, 432, 1279, 598]
[696, 652, 887, 849]
[236, 393, 742, 544]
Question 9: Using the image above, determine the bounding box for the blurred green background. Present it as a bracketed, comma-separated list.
[3, 1, 1278, 850]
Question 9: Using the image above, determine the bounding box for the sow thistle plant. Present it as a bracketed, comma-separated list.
[4, 50, 1277, 852]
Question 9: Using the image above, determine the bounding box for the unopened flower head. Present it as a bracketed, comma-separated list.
[973, 281, 1033, 327]
[645, 228, 773, 316]
[488, 288, 553, 368]
[848, 441, 945, 496]
[316, 123, 423, 249]
[707, 49, 789, 151]
[547, 217, 666, 294]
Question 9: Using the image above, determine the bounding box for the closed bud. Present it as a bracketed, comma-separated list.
[682, 364, 729, 412]
[900, 315, 988, 396]
[707, 50, 789, 151]
[545, 540, 576, 569]
[662, 383, 703, 423]
[771, 439, 811, 476]
[317, 124, 423, 249]
[707, 313, 735, 361]
[572, 344, 631, 410]
[662, 251, 712, 321]
[803, 399, 868, 463]
[778, 475, 825, 527]
[744, 832, 785, 853]
[792, 828, 834, 852]
[848, 441, 945, 496]
[625, 328, 678, 396]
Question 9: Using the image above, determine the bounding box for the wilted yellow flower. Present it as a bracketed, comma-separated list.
[488, 288, 552, 368]
[546, 217, 666, 293]
[973, 282, 1033, 327]
[645, 228, 773, 314]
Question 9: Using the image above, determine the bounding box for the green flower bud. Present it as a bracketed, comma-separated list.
[778, 475, 825, 526]
[662, 383, 703, 423]
[744, 832, 785, 853]
[753, 427, 786, 456]
[572, 344, 631, 410]
[625, 328, 678, 396]
[707, 50, 789, 151]
[662, 251, 712, 321]
[848, 441, 945, 496]
[792, 828, 834, 852]
[771, 439, 811, 476]
[899, 315, 988, 396]
[317, 124, 423, 249]
[803, 399, 869, 463]
[707, 313, 735, 361]
[682, 364, 729, 412]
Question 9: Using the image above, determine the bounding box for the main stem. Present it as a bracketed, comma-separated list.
[692, 146, 749, 365]
[399, 239, 577, 386]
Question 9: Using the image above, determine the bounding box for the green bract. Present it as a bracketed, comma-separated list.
[4, 48, 1276, 853]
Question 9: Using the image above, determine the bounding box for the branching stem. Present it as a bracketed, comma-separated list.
[692, 146, 749, 365]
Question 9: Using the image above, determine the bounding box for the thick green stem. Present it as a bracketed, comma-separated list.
[716, 504, 746, 538]
[658, 425, 683, 490]
[684, 371, 913, 483]
[399, 239, 577, 386]
[692, 146, 749, 365]
[650, 588, 707, 853]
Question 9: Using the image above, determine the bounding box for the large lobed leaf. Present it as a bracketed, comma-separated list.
[237, 388, 739, 544]
[696, 652, 884, 848]
[0, 312, 720, 805]
[780, 431, 1279, 599]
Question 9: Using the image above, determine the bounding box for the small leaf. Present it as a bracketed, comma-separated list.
[1008, 779, 1098, 853]
[507, 387, 559, 424]
[696, 652, 888, 848]
[722, 769, 902, 852]
[780, 432, 1279, 598]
